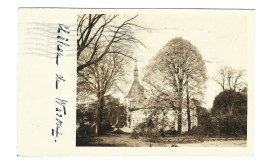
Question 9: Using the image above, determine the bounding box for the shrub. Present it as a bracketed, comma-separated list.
[131, 119, 161, 142]
[211, 89, 247, 137]
[188, 126, 203, 136]
[112, 129, 125, 134]
[159, 128, 165, 137]
[197, 136, 204, 142]
[148, 129, 160, 142]
[99, 123, 113, 134]
[165, 127, 178, 135]
[77, 124, 96, 136]
[131, 129, 139, 139]
[220, 114, 247, 137]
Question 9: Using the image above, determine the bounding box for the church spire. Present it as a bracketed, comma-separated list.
[134, 60, 138, 81]
[125, 59, 145, 99]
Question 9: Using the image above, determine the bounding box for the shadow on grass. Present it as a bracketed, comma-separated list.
[76, 136, 119, 146]
[76, 133, 128, 147]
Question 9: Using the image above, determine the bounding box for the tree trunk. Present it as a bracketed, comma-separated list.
[187, 93, 191, 132]
[186, 82, 191, 132]
[177, 97, 183, 134]
[177, 78, 183, 134]
[96, 103, 101, 135]
[99, 95, 104, 134]
[95, 103, 98, 135]
[96, 93, 105, 135]
[116, 108, 119, 128]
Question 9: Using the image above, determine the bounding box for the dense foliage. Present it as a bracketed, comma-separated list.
[77, 95, 127, 136]
[211, 90, 247, 137]
[131, 119, 161, 142]
[187, 90, 247, 137]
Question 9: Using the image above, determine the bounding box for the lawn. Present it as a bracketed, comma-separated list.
[76, 133, 246, 147]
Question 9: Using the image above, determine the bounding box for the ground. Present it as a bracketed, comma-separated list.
[76, 133, 246, 147]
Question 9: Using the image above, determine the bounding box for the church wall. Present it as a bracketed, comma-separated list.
[127, 107, 198, 133]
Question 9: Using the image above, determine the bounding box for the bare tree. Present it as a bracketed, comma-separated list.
[214, 66, 246, 92]
[77, 14, 146, 73]
[77, 50, 129, 134]
[143, 37, 207, 133]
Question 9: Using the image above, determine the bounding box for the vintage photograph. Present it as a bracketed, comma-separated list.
[76, 13, 249, 147]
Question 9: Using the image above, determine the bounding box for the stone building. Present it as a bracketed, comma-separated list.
[124, 61, 198, 133]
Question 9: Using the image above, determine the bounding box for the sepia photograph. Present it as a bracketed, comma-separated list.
[76, 12, 250, 147]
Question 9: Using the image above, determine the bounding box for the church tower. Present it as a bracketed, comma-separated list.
[125, 60, 145, 106]
[124, 60, 145, 128]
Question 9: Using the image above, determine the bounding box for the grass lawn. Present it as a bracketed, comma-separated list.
[76, 133, 246, 147]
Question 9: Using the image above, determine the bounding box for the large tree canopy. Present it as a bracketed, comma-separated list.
[77, 95, 126, 135]
[143, 37, 207, 133]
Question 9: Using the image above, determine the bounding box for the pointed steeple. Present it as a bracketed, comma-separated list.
[126, 60, 144, 99]
[134, 60, 138, 81]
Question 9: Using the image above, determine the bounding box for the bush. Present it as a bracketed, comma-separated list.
[99, 122, 113, 134]
[159, 129, 165, 137]
[112, 129, 125, 134]
[211, 89, 247, 137]
[188, 126, 203, 136]
[165, 127, 178, 135]
[220, 114, 247, 137]
[197, 136, 204, 142]
[131, 129, 139, 139]
[131, 119, 161, 142]
[77, 124, 96, 136]
[147, 129, 160, 142]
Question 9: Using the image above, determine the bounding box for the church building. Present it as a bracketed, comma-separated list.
[124, 61, 198, 133]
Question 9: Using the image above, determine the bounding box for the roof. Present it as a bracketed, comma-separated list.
[125, 61, 145, 98]
[126, 80, 145, 98]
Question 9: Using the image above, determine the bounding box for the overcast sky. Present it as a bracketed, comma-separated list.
[115, 11, 251, 109]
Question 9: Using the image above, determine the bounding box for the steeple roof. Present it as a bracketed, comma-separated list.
[134, 60, 138, 71]
[126, 61, 145, 98]
[126, 80, 144, 98]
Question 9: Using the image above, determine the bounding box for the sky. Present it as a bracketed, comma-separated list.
[114, 11, 251, 109]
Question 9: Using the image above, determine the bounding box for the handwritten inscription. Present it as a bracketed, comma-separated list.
[56, 74, 65, 89]
[52, 98, 68, 142]
[52, 24, 70, 142]
[56, 24, 70, 65]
